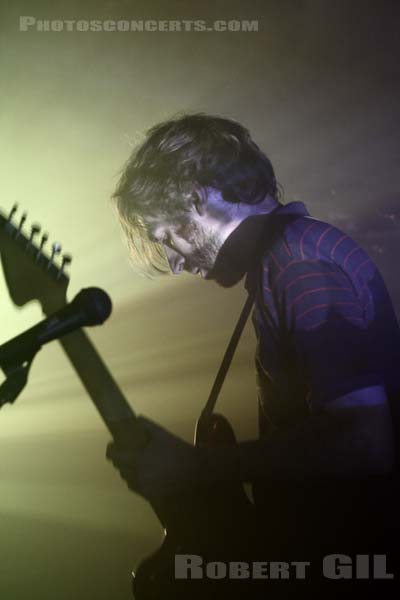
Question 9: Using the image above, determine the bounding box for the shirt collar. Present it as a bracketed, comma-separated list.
[207, 202, 310, 288]
[269, 201, 310, 217]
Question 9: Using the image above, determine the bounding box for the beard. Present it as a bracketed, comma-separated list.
[180, 218, 223, 272]
[181, 218, 246, 287]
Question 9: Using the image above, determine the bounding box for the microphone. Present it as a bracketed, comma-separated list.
[0, 287, 112, 368]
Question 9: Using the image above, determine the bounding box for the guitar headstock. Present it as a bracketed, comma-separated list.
[0, 205, 72, 316]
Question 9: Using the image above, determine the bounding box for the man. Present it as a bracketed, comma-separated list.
[108, 113, 400, 587]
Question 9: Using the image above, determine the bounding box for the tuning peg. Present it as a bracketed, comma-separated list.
[47, 242, 62, 269]
[58, 253, 72, 278]
[28, 223, 41, 246]
[51, 241, 62, 258]
[36, 232, 49, 260]
[8, 204, 18, 223]
[15, 212, 27, 238]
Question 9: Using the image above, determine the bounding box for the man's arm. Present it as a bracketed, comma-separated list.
[205, 386, 395, 485]
[106, 385, 394, 499]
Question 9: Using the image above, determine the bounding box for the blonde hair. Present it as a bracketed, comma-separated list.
[112, 112, 280, 275]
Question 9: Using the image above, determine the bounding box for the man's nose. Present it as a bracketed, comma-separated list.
[164, 246, 185, 274]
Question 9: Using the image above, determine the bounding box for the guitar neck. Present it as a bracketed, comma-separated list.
[58, 328, 147, 447]
[59, 328, 170, 524]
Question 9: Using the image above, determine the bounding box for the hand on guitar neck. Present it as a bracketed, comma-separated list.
[106, 415, 239, 499]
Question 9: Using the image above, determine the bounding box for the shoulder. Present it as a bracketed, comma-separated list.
[260, 216, 338, 284]
[262, 214, 377, 294]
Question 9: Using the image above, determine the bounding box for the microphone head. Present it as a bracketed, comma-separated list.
[72, 288, 112, 325]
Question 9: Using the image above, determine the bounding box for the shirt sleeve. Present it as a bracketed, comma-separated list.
[264, 258, 384, 411]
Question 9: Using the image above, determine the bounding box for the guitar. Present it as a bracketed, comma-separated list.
[0, 206, 259, 599]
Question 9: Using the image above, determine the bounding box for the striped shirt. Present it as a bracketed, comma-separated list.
[252, 202, 400, 433]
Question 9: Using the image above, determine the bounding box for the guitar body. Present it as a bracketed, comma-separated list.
[132, 413, 258, 600]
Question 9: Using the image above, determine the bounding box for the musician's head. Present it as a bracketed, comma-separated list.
[112, 113, 280, 278]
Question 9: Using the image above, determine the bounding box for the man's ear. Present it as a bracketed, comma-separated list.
[193, 186, 208, 216]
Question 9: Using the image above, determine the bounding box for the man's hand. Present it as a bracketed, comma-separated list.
[106, 416, 206, 499]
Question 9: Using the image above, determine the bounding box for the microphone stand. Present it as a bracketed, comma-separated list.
[0, 350, 37, 408]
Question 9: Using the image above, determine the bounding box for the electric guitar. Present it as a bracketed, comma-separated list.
[0, 205, 260, 599]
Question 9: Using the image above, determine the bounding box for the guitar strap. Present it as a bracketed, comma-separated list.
[200, 212, 303, 419]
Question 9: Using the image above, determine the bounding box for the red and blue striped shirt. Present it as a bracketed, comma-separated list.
[252, 202, 400, 433]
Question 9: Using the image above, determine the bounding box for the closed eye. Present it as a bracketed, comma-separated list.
[147, 228, 174, 249]
[148, 232, 171, 246]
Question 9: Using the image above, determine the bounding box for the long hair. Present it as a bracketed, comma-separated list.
[112, 112, 280, 275]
